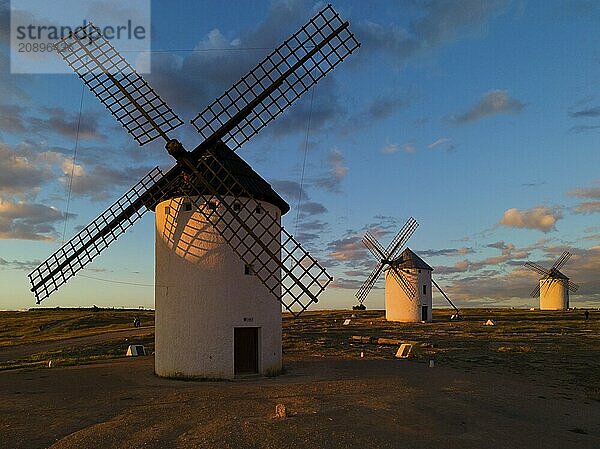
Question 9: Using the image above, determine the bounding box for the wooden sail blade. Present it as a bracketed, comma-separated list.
[552, 251, 572, 271]
[363, 231, 387, 261]
[530, 283, 541, 298]
[524, 261, 551, 277]
[191, 4, 360, 152]
[567, 280, 580, 292]
[54, 23, 183, 145]
[386, 217, 419, 260]
[28, 167, 177, 303]
[355, 263, 385, 304]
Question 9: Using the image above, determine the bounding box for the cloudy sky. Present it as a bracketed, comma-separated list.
[1, 0, 599, 310]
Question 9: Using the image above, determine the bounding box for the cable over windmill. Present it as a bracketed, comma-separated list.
[27, 6, 359, 379]
[355, 217, 459, 322]
[524, 251, 579, 310]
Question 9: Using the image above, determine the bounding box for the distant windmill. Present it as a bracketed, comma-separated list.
[524, 251, 579, 310]
[28, 5, 359, 378]
[355, 217, 459, 322]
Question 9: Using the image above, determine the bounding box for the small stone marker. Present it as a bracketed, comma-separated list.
[48, 360, 52, 368]
[126, 345, 146, 356]
[275, 403, 287, 418]
[429, 360, 435, 368]
[343, 319, 351, 325]
[395, 343, 413, 358]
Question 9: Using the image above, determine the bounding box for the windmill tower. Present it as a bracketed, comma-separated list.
[28, 6, 359, 379]
[524, 251, 579, 310]
[356, 217, 459, 322]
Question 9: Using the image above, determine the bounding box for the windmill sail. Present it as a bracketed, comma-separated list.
[355, 217, 419, 304]
[524, 251, 580, 298]
[363, 231, 387, 260]
[54, 23, 183, 145]
[31, 5, 359, 315]
[29, 167, 177, 303]
[191, 4, 360, 152]
[356, 263, 386, 304]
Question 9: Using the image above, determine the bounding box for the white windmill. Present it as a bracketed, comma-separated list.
[356, 217, 459, 322]
[524, 251, 579, 310]
[29, 6, 359, 379]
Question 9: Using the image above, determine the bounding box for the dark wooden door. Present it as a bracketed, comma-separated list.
[421, 306, 428, 321]
[234, 327, 259, 374]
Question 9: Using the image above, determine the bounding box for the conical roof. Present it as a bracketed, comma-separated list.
[542, 269, 569, 280]
[170, 141, 290, 214]
[389, 248, 433, 271]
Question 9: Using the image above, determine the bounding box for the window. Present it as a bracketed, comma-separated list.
[183, 202, 192, 211]
[233, 202, 242, 213]
[244, 264, 254, 275]
[165, 206, 170, 215]
[254, 205, 263, 215]
[207, 201, 218, 211]
[423, 284, 427, 295]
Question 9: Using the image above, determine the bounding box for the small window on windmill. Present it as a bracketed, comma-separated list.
[183, 202, 192, 211]
[207, 201, 218, 211]
[165, 206, 170, 215]
[254, 205, 263, 215]
[418, 269, 421, 273]
[233, 202, 242, 213]
[244, 263, 254, 275]
[423, 284, 427, 295]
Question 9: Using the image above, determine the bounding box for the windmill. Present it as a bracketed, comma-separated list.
[524, 251, 579, 310]
[355, 217, 460, 322]
[28, 6, 359, 378]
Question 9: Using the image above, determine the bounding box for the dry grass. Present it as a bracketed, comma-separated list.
[283, 308, 600, 399]
[0, 308, 154, 347]
[2, 307, 599, 398]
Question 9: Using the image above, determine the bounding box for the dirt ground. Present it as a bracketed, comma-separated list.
[1, 308, 599, 448]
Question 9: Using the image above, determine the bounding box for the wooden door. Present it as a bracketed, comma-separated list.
[234, 327, 259, 374]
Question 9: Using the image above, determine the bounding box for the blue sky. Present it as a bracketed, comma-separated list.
[1, 0, 599, 310]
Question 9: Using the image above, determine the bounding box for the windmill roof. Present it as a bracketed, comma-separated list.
[389, 248, 433, 271]
[542, 269, 569, 280]
[178, 142, 290, 214]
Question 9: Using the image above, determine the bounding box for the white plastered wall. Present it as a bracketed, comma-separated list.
[384, 268, 432, 322]
[539, 278, 569, 310]
[154, 195, 282, 379]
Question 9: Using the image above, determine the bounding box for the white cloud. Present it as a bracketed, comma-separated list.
[574, 201, 600, 214]
[569, 183, 600, 199]
[568, 181, 600, 214]
[0, 198, 71, 241]
[381, 143, 400, 155]
[402, 143, 416, 154]
[355, 0, 509, 66]
[451, 89, 525, 124]
[428, 137, 450, 149]
[500, 207, 562, 232]
[314, 149, 348, 193]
